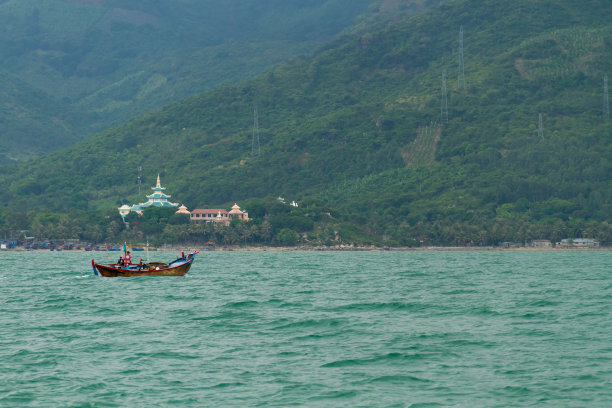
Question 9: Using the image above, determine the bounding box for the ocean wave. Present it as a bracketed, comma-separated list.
[322, 352, 429, 367]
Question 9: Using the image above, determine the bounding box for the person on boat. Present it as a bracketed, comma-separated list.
[124, 251, 132, 265]
[117, 256, 124, 266]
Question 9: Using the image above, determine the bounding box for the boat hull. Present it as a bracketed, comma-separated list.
[92, 254, 195, 277]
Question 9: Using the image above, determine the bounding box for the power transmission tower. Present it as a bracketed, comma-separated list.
[137, 166, 142, 195]
[441, 72, 449, 124]
[251, 107, 260, 157]
[538, 113, 544, 140]
[458, 26, 466, 90]
[604, 75, 610, 118]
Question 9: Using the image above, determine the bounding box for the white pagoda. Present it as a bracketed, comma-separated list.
[118, 174, 179, 219]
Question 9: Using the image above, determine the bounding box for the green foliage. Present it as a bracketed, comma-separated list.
[269, 215, 314, 234]
[0, 0, 376, 162]
[134, 207, 176, 235]
[277, 228, 300, 246]
[169, 212, 190, 226]
[1, 0, 611, 246]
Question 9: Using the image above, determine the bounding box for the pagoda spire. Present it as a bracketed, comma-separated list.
[118, 172, 178, 218]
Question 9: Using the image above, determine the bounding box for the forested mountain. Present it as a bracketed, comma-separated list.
[0, 69, 81, 161]
[0, 0, 387, 162]
[2, 0, 611, 245]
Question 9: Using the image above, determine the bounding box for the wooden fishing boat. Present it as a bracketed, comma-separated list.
[92, 251, 198, 277]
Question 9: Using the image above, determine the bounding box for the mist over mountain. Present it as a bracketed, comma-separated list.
[0, 0, 381, 162]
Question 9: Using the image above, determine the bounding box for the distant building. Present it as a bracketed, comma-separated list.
[190, 209, 229, 224]
[176, 205, 191, 215]
[118, 174, 180, 219]
[500, 242, 521, 248]
[190, 204, 249, 226]
[557, 238, 599, 248]
[228, 203, 249, 221]
[118, 204, 132, 219]
[530, 239, 552, 248]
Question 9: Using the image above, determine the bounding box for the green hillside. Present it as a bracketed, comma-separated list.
[0, 0, 382, 161]
[1, 0, 611, 246]
[0, 69, 81, 162]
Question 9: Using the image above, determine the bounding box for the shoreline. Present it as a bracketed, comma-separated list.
[188, 245, 609, 252]
[4, 245, 608, 252]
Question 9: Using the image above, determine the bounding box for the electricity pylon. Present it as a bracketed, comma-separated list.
[458, 26, 466, 90]
[251, 107, 260, 157]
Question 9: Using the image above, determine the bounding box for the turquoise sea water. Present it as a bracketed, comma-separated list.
[0, 250, 610, 407]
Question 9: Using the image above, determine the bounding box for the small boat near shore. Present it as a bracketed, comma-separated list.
[92, 251, 198, 277]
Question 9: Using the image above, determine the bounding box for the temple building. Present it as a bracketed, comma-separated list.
[118, 174, 180, 219]
[117, 175, 250, 226]
[190, 204, 249, 226]
[176, 204, 191, 215]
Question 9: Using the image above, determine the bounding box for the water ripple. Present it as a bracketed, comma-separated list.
[0, 250, 610, 407]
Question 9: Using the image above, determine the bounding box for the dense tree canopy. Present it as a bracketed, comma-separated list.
[0, 0, 610, 246]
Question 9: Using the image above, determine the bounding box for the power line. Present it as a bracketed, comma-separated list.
[137, 166, 142, 195]
[441, 71, 449, 124]
[458, 26, 466, 90]
[538, 113, 544, 140]
[251, 107, 260, 157]
[604, 75, 609, 118]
